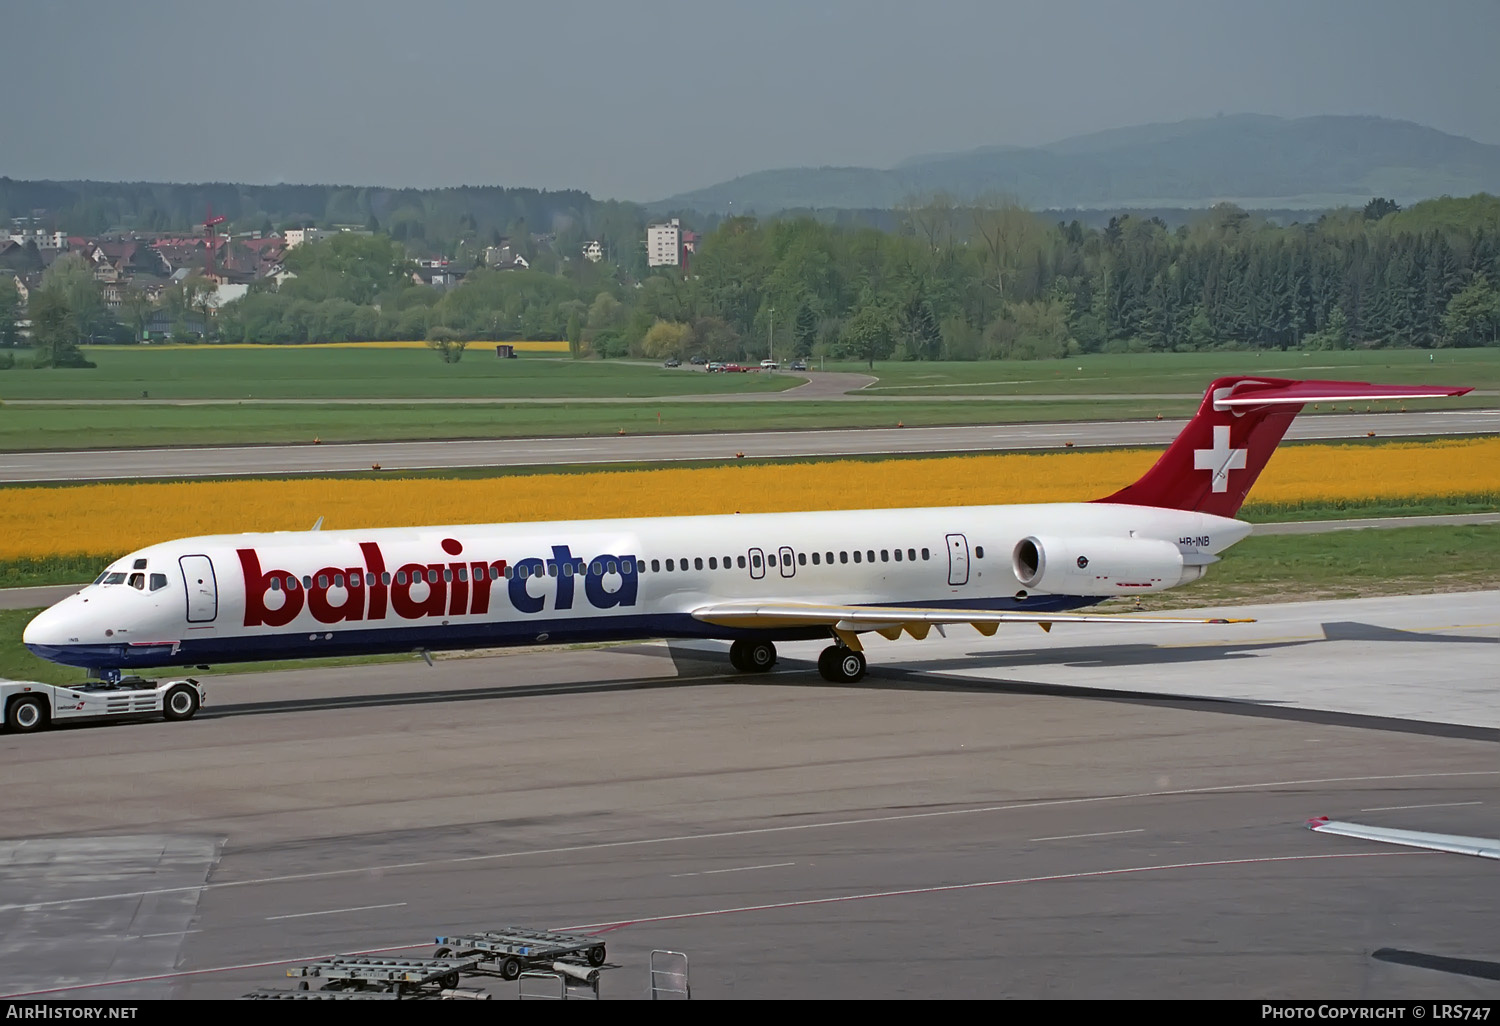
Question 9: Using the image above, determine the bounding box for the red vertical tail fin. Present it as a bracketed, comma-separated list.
[1093, 377, 1472, 518]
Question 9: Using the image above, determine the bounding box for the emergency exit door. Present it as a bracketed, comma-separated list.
[946, 534, 969, 586]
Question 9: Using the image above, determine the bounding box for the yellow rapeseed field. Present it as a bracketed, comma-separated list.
[3, 438, 1496, 561]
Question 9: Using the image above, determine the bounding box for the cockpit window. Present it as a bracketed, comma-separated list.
[104, 572, 127, 585]
[149, 573, 168, 591]
[94, 572, 110, 585]
[128, 573, 146, 590]
[133, 558, 147, 570]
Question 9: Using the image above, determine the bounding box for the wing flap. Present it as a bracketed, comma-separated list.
[692, 600, 1253, 634]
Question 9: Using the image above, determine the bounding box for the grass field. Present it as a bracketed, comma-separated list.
[1, 348, 1494, 450]
[3, 523, 1495, 686]
[0, 346, 794, 400]
[0, 397, 1204, 452]
[841, 349, 1500, 394]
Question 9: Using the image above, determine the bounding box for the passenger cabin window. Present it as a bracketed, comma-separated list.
[811, 552, 820, 565]
[893, 549, 902, 561]
[302, 575, 313, 589]
[737, 555, 746, 568]
[798, 553, 807, 565]
[128, 573, 145, 590]
[839, 552, 848, 564]
[908, 548, 916, 561]
[867, 550, 875, 563]
[767, 554, 776, 567]
[651, 559, 661, 572]
[751, 553, 762, 569]
[852, 551, 861, 563]
[921, 548, 930, 560]
[149, 573, 168, 591]
[975, 546, 985, 558]
[881, 550, 889, 562]
[693, 558, 702, 571]
[709, 557, 718, 570]
[333, 574, 344, 588]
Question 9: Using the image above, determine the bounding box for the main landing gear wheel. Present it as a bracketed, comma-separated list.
[817, 646, 866, 683]
[162, 684, 199, 722]
[729, 639, 777, 673]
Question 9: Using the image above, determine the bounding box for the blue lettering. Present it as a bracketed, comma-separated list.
[548, 545, 576, 610]
[508, 557, 547, 614]
[583, 553, 639, 610]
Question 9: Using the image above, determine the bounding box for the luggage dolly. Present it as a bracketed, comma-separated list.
[285, 954, 482, 996]
[433, 927, 608, 982]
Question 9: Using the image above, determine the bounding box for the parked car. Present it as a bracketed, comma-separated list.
[722, 363, 748, 372]
[789, 359, 808, 371]
[689, 355, 707, 365]
[664, 357, 681, 367]
[706, 361, 726, 372]
[760, 359, 779, 370]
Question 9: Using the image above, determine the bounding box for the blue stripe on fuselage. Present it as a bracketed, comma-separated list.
[26, 594, 1103, 670]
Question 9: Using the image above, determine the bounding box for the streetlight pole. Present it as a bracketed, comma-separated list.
[769, 306, 774, 367]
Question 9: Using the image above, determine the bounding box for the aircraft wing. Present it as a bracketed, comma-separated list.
[691, 600, 1252, 648]
[1306, 817, 1500, 860]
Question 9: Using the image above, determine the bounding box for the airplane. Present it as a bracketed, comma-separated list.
[22, 375, 1471, 685]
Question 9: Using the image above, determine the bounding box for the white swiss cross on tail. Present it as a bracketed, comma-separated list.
[1193, 424, 1248, 493]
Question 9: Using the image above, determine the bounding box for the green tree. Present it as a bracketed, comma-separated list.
[1363, 197, 1401, 221]
[28, 288, 93, 367]
[641, 319, 690, 359]
[0, 277, 21, 347]
[838, 297, 895, 368]
[1303, 306, 1350, 350]
[1440, 279, 1500, 347]
[424, 326, 468, 362]
[41, 253, 110, 343]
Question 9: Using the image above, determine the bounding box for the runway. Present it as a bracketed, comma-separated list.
[0, 591, 1495, 1000]
[3, 408, 1497, 482]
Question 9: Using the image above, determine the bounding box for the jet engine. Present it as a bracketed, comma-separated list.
[1011, 535, 1204, 596]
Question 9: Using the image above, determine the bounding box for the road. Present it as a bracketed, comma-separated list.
[3, 408, 1496, 483]
[0, 591, 1495, 999]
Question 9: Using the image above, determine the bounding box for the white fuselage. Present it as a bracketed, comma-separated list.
[23, 502, 1249, 671]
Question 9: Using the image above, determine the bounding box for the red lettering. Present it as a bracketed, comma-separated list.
[390, 562, 446, 619]
[469, 560, 505, 614]
[307, 565, 365, 624]
[448, 562, 468, 616]
[239, 548, 303, 628]
[360, 542, 388, 619]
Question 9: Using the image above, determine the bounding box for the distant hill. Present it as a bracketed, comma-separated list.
[653, 114, 1500, 214]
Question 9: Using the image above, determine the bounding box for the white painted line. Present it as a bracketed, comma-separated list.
[670, 862, 795, 878]
[138, 929, 202, 939]
[3, 769, 1494, 914]
[0, 849, 1427, 998]
[1359, 801, 1484, 812]
[266, 902, 407, 921]
[1030, 828, 1145, 842]
[557, 851, 1431, 934]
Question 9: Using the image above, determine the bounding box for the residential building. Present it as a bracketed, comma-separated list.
[283, 228, 326, 248]
[647, 218, 681, 267]
[582, 240, 603, 263]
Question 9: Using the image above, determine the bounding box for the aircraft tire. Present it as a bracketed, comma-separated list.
[745, 641, 777, 671]
[162, 684, 199, 722]
[818, 646, 865, 683]
[729, 640, 750, 671]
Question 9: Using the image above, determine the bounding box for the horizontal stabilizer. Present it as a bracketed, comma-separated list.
[1213, 380, 1471, 407]
[1306, 817, 1500, 860]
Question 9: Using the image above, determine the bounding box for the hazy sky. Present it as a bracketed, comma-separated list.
[5, 1, 1498, 200]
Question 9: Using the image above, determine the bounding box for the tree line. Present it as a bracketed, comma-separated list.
[6, 194, 1498, 364]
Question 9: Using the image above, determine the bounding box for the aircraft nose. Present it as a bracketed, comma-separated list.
[22, 602, 71, 646]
